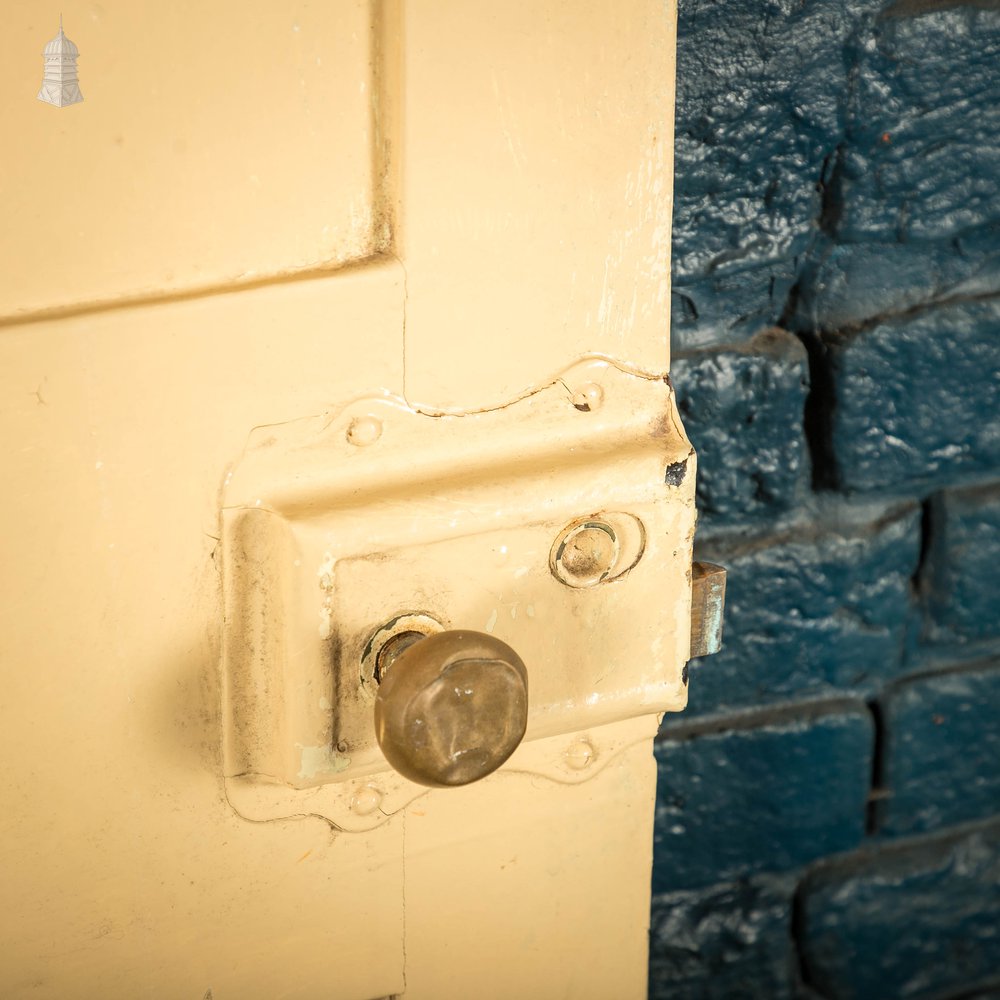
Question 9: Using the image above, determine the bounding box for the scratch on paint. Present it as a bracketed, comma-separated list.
[491, 69, 526, 171]
[594, 127, 670, 340]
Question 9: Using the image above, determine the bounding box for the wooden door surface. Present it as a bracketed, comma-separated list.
[0, 4, 680, 997]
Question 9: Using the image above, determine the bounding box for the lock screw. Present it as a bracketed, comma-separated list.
[565, 738, 595, 770]
[346, 415, 383, 447]
[350, 785, 384, 816]
[552, 520, 619, 587]
[571, 382, 604, 412]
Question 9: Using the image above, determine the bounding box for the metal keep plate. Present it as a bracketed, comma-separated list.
[221, 359, 696, 827]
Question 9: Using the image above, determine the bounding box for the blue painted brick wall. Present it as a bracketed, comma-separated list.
[653, 704, 872, 892]
[681, 503, 919, 715]
[649, 875, 797, 1000]
[821, 300, 1000, 492]
[791, 5, 1000, 330]
[922, 483, 1000, 646]
[653, 0, 1000, 996]
[671, 329, 809, 523]
[875, 661, 1000, 837]
[798, 824, 1000, 1000]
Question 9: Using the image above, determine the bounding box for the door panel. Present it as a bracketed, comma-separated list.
[399, 0, 676, 409]
[0, 267, 407, 999]
[0, 0, 379, 318]
[402, 718, 658, 1000]
[0, 2, 679, 996]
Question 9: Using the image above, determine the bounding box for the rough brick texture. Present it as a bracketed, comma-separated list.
[793, 228, 1000, 333]
[655, 0, 1000, 995]
[672, 265, 799, 353]
[681, 504, 920, 716]
[922, 483, 1000, 646]
[840, 6, 1000, 245]
[671, 0, 883, 350]
[793, 5, 1000, 329]
[653, 705, 872, 893]
[648, 876, 796, 1000]
[821, 299, 1000, 493]
[671, 329, 809, 524]
[876, 661, 1000, 837]
[798, 824, 1000, 1000]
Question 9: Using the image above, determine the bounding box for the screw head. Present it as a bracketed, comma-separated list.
[571, 382, 604, 412]
[551, 519, 619, 588]
[565, 738, 595, 770]
[350, 785, 384, 816]
[346, 415, 382, 447]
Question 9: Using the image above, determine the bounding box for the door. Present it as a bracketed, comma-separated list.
[0, 3, 683, 997]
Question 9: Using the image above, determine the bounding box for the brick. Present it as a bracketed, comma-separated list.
[670, 0, 883, 349]
[799, 824, 1000, 1000]
[792, 228, 1000, 332]
[836, 6, 1000, 248]
[823, 299, 1000, 493]
[876, 661, 1000, 837]
[653, 704, 872, 893]
[671, 264, 797, 353]
[672, 0, 859, 280]
[680, 504, 920, 716]
[790, 7, 1000, 329]
[648, 875, 796, 1000]
[923, 482, 1000, 646]
[674, 3, 1000, 344]
[672, 329, 809, 524]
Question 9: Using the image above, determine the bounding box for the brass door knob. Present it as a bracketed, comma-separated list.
[373, 630, 529, 788]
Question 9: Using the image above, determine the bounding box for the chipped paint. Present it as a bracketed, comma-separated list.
[296, 742, 351, 780]
[319, 606, 332, 640]
[318, 550, 334, 638]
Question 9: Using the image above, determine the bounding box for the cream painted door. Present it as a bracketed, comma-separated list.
[0, 3, 682, 998]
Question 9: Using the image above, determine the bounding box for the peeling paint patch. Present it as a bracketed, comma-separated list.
[664, 459, 688, 487]
[318, 551, 334, 638]
[319, 606, 332, 640]
[317, 551, 334, 588]
[296, 743, 351, 780]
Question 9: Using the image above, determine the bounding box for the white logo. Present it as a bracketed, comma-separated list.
[38, 16, 83, 108]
